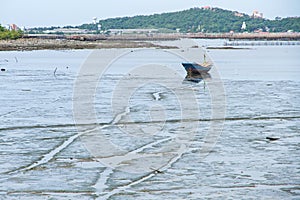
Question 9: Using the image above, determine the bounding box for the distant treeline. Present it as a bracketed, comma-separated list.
[0, 25, 23, 39]
[78, 7, 300, 33]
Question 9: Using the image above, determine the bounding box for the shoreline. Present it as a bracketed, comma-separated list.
[1, 32, 300, 51]
[0, 38, 177, 51]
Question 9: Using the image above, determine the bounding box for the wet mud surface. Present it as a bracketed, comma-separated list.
[0, 46, 299, 199]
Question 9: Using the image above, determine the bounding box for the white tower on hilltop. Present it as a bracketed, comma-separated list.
[241, 22, 247, 30]
[93, 17, 97, 24]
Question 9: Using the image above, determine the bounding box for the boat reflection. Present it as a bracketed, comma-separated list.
[184, 72, 211, 83]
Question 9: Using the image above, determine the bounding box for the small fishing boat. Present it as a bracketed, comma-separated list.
[181, 62, 212, 73]
[182, 54, 212, 82]
[182, 54, 212, 74]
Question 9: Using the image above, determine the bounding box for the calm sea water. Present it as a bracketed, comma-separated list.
[0, 40, 299, 199]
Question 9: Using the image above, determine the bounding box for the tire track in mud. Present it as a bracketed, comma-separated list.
[91, 104, 188, 198]
[5, 126, 100, 174]
[4, 106, 142, 175]
[2, 101, 299, 193]
[96, 144, 187, 200]
[92, 136, 173, 194]
[1, 115, 299, 132]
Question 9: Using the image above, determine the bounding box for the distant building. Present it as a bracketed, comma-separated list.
[9, 24, 19, 31]
[109, 29, 159, 35]
[93, 17, 97, 25]
[254, 28, 263, 33]
[44, 28, 88, 34]
[202, 6, 212, 10]
[241, 22, 247, 30]
[252, 10, 263, 19]
[234, 12, 244, 17]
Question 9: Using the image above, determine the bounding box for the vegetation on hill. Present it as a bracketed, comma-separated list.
[78, 7, 299, 33]
[0, 25, 23, 39]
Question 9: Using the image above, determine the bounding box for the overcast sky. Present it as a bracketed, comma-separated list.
[2, 0, 300, 27]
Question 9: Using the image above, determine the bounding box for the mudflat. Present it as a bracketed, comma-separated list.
[0, 38, 176, 51]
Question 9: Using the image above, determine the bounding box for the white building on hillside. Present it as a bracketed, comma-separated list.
[241, 22, 247, 30]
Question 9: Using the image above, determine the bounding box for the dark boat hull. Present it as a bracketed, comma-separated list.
[182, 62, 212, 73]
[182, 62, 212, 83]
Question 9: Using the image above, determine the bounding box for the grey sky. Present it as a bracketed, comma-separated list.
[2, 0, 300, 27]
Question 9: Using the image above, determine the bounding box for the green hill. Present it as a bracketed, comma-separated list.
[79, 7, 300, 33]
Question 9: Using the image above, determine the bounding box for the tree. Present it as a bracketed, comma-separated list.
[0, 24, 23, 40]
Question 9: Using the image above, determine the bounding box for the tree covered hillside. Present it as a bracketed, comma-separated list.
[92, 7, 300, 33]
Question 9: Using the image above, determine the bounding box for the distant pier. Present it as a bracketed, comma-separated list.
[187, 32, 300, 41]
[224, 40, 300, 46]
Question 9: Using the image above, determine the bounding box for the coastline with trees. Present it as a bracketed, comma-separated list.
[1, 7, 299, 51]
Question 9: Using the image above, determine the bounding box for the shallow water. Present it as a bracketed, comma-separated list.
[0, 40, 299, 199]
